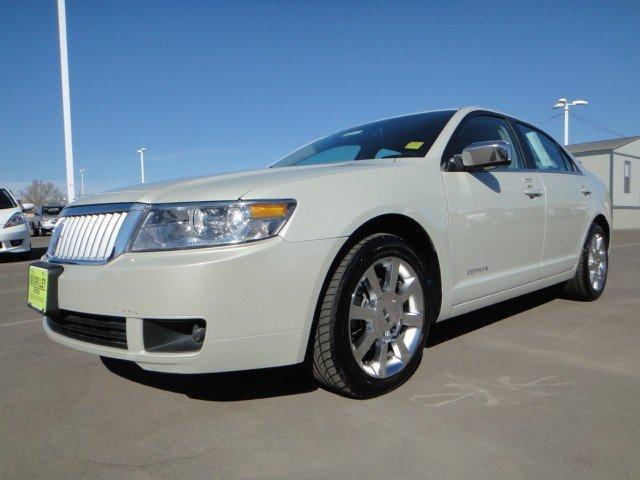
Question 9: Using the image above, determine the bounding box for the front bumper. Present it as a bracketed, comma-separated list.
[0, 224, 31, 253]
[43, 236, 344, 373]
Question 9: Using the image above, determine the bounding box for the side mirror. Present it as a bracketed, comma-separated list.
[21, 203, 35, 212]
[454, 140, 512, 171]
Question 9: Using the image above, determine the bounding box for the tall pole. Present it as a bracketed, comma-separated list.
[79, 168, 85, 197]
[137, 148, 146, 183]
[564, 103, 569, 146]
[57, 0, 75, 203]
[553, 98, 588, 146]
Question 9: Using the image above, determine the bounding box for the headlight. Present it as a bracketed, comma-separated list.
[131, 200, 296, 251]
[4, 213, 27, 228]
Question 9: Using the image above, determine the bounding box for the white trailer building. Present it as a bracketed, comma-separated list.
[567, 136, 640, 229]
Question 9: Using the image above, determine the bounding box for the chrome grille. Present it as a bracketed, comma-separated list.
[50, 212, 128, 262]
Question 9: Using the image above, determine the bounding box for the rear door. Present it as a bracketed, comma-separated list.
[515, 123, 591, 277]
[442, 114, 546, 305]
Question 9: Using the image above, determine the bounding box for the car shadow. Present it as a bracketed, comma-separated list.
[102, 287, 560, 401]
[426, 286, 560, 347]
[0, 246, 48, 264]
[101, 357, 318, 401]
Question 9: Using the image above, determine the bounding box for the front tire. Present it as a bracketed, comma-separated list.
[311, 234, 435, 398]
[563, 224, 608, 301]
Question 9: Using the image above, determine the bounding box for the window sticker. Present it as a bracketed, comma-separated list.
[405, 141, 424, 150]
[525, 132, 554, 168]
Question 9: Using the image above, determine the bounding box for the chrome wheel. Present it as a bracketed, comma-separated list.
[588, 232, 607, 291]
[348, 256, 424, 379]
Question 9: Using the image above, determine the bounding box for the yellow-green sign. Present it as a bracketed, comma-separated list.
[405, 141, 424, 150]
[28, 266, 48, 313]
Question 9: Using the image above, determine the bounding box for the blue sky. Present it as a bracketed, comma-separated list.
[1, 0, 639, 196]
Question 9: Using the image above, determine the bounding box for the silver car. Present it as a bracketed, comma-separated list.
[34, 205, 64, 236]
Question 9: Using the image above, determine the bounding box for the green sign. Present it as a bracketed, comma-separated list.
[28, 266, 48, 313]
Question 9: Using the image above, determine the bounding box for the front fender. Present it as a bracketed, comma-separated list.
[242, 159, 453, 320]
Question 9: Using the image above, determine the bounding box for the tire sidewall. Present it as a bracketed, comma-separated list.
[332, 235, 435, 396]
[580, 224, 608, 300]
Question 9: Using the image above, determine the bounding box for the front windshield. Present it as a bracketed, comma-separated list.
[0, 189, 17, 210]
[42, 206, 63, 216]
[271, 110, 455, 168]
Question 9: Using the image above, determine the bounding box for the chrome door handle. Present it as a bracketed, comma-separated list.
[580, 186, 592, 195]
[524, 188, 544, 198]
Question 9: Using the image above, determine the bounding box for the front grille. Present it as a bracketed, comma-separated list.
[47, 310, 127, 349]
[50, 212, 128, 262]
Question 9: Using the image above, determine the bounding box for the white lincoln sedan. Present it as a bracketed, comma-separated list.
[28, 107, 610, 397]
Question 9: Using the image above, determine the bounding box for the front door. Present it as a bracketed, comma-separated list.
[442, 115, 546, 305]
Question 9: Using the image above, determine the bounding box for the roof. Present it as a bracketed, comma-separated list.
[567, 136, 640, 154]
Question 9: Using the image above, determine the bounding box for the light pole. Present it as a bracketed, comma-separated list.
[553, 98, 588, 146]
[79, 168, 86, 197]
[57, 0, 75, 202]
[137, 147, 146, 183]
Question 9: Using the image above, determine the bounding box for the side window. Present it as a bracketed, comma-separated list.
[448, 116, 523, 170]
[560, 149, 579, 173]
[624, 161, 631, 193]
[517, 124, 573, 172]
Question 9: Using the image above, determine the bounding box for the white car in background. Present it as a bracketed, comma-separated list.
[0, 188, 32, 256]
[29, 107, 611, 397]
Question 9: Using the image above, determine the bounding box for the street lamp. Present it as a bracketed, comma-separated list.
[57, 0, 76, 203]
[79, 168, 86, 197]
[553, 98, 588, 146]
[136, 147, 146, 183]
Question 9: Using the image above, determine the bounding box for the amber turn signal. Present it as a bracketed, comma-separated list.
[249, 203, 288, 219]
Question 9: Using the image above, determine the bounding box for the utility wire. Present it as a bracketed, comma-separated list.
[569, 112, 627, 138]
[535, 112, 563, 125]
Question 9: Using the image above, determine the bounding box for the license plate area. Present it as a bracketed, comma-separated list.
[27, 262, 63, 315]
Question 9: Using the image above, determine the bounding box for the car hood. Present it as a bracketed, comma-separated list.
[69, 160, 397, 206]
[0, 207, 21, 227]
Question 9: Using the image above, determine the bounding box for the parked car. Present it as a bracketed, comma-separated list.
[0, 188, 32, 256]
[21, 205, 37, 234]
[28, 107, 610, 397]
[33, 205, 64, 236]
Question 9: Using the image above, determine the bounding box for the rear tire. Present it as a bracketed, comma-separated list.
[311, 234, 436, 398]
[563, 224, 608, 301]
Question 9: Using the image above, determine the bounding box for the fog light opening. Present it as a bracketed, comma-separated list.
[143, 319, 206, 353]
[191, 324, 206, 343]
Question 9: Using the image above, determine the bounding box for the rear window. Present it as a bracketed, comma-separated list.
[42, 206, 63, 216]
[0, 189, 17, 209]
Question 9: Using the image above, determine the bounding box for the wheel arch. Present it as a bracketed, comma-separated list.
[592, 214, 610, 246]
[303, 213, 444, 365]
